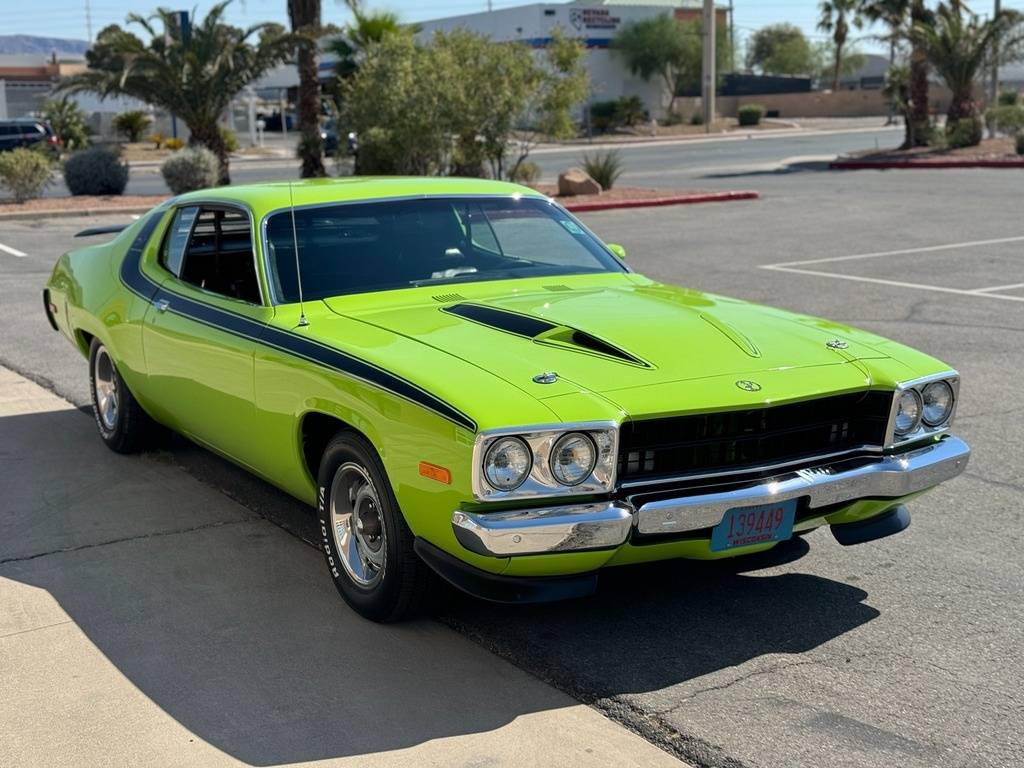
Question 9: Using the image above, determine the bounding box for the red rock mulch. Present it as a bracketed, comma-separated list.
[832, 137, 1024, 169]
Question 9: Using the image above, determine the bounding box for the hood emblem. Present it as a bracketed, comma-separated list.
[533, 372, 559, 385]
[735, 380, 761, 392]
[826, 339, 849, 350]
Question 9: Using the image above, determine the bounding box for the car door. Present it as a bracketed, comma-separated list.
[142, 203, 273, 469]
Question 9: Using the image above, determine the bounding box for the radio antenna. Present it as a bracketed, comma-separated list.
[288, 182, 309, 328]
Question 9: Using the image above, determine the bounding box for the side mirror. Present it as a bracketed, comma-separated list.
[607, 243, 627, 261]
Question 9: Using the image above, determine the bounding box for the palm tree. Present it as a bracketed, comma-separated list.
[914, 3, 1022, 127]
[859, 0, 909, 68]
[326, 1, 403, 84]
[818, 0, 864, 91]
[59, 3, 295, 184]
[908, 0, 933, 146]
[288, 0, 326, 178]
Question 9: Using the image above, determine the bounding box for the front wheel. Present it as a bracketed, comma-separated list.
[317, 431, 429, 622]
[88, 338, 151, 453]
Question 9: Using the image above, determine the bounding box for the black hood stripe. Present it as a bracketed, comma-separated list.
[119, 213, 476, 432]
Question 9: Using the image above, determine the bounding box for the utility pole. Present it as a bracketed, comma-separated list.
[728, 0, 735, 72]
[702, 0, 716, 131]
[85, 0, 93, 43]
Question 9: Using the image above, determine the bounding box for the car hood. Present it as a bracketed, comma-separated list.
[323, 274, 893, 417]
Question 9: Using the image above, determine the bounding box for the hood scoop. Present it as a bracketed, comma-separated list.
[442, 303, 648, 367]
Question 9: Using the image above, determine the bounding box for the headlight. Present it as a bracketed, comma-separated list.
[921, 380, 954, 426]
[894, 389, 922, 435]
[472, 422, 618, 501]
[483, 437, 532, 491]
[550, 432, 597, 486]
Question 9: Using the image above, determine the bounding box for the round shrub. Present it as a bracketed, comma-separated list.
[160, 146, 219, 194]
[0, 147, 52, 203]
[63, 146, 129, 196]
[945, 116, 982, 149]
[998, 89, 1020, 107]
[738, 104, 765, 127]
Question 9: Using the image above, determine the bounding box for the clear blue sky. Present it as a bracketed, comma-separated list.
[8, 0, 1021, 53]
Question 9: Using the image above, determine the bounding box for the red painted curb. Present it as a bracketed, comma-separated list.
[562, 190, 760, 212]
[831, 159, 1024, 170]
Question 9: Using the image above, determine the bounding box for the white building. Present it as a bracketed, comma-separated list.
[415, 0, 728, 118]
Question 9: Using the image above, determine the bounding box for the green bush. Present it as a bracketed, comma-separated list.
[580, 149, 624, 190]
[689, 111, 704, 125]
[112, 110, 152, 142]
[945, 116, 982, 149]
[160, 146, 219, 194]
[1017, 133, 1024, 155]
[509, 160, 540, 185]
[998, 89, 1020, 106]
[219, 126, 240, 153]
[614, 95, 647, 127]
[40, 97, 91, 151]
[588, 100, 618, 133]
[737, 104, 765, 127]
[984, 104, 1024, 136]
[0, 147, 52, 202]
[63, 146, 129, 196]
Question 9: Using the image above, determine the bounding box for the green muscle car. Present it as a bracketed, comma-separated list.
[44, 178, 970, 621]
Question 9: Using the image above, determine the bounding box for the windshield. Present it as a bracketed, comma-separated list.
[264, 196, 625, 302]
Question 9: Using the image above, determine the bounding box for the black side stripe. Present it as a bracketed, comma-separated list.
[118, 213, 477, 432]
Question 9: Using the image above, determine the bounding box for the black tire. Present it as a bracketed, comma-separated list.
[317, 430, 429, 622]
[88, 338, 150, 453]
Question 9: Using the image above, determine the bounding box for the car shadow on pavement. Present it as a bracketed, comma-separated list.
[699, 159, 835, 179]
[1, 407, 878, 765]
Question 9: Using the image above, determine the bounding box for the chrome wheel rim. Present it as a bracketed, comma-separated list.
[93, 347, 119, 431]
[329, 462, 387, 588]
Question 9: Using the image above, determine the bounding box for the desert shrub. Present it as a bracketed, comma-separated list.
[40, 97, 91, 151]
[63, 146, 129, 196]
[509, 160, 540, 185]
[164, 137, 185, 150]
[148, 133, 165, 149]
[738, 104, 765, 127]
[689, 111, 704, 125]
[160, 146, 219, 194]
[580, 149, 624, 190]
[945, 116, 982, 149]
[614, 95, 647, 127]
[1017, 133, 1024, 155]
[998, 89, 1020, 106]
[0, 147, 52, 202]
[219, 126, 240, 153]
[588, 100, 618, 133]
[984, 104, 1024, 136]
[112, 110, 152, 142]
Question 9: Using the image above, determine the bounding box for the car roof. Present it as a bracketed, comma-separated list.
[172, 176, 547, 219]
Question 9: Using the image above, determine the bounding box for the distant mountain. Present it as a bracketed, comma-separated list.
[0, 35, 89, 58]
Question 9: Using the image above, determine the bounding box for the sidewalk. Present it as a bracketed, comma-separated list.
[0, 367, 685, 768]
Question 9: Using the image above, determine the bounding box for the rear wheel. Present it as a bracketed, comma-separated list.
[88, 338, 150, 453]
[317, 431, 429, 622]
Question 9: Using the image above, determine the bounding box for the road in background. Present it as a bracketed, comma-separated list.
[3, 161, 1021, 767]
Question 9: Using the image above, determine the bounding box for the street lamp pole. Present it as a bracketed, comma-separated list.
[702, 0, 716, 132]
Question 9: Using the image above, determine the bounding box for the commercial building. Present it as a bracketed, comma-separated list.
[415, 0, 729, 118]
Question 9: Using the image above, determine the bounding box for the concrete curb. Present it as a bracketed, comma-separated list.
[562, 190, 760, 212]
[831, 158, 1024, 170]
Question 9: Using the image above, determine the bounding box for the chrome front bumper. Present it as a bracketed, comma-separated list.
[451, 436, 970, 557]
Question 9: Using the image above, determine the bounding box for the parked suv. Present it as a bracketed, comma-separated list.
[0, 120, 59, 153]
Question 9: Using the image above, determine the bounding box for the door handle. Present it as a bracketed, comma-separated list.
[153, 298, 170, 313]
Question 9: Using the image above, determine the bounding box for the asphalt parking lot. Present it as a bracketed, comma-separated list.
[1, 164, 1022, 767]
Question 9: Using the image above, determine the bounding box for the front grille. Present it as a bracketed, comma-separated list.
[617, 390, 892, 483]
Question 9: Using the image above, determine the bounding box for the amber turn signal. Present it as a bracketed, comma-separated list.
[419, 461, 452, 485]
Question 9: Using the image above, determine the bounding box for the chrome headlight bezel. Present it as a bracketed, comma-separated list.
[471, 421, 619, 501]
[885, 372, 959, 449]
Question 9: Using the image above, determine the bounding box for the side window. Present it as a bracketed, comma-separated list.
[161, 206, 199, 276]
[169, 206, 261, 304]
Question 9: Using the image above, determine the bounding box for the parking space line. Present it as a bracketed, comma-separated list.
[767, 235, 1024, 269]
[761, 264, 1024, 303]
[969, 282, 1024, 294]
[0, 242, 27, 258]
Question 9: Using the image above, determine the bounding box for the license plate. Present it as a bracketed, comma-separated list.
[710, 499, 797, 552]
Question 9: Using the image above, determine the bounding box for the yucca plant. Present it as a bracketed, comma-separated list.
[580, 150, 624, 190]
[112, 110, 152, 143]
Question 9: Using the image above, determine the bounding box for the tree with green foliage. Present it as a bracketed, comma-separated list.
[818, 0, 865, 90]
[612, 15, 729, 119]
[746, 23, 817, 76]
[40, 97, 91, 151]
[327, 1, 404, 83]
[112, 110, 151, 143]
[913, 2, 1022, 144]
[288, 0, 326, 178]
[59, 2, 296, 184]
